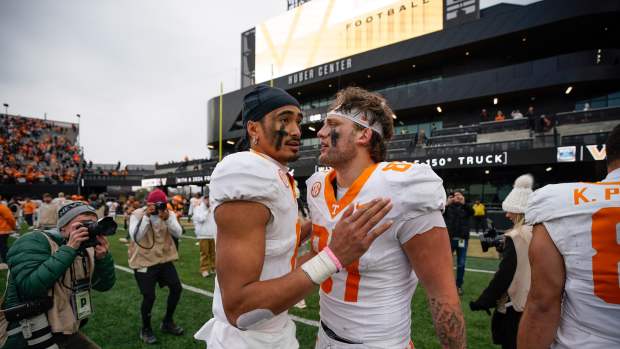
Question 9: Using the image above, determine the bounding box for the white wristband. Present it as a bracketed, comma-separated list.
[301, 250, 338, 285]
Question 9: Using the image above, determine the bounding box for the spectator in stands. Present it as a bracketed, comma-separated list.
[444, 191, 474, 295]
[472, 200, 487, 234]
[525, 106, 536, 131]
[541, 114, 553, 132]
[192, 195, 215, 277]
[470, 174, 534, 349]
[511, 109, 524, 119]
[22, 197, 37, 226]
[417, 129, 427, 146]
[583, 102, 590, 111]
[35, 193, 59, 229]
[480, 108, 491, 122]
[0, 200, 16, 268]
[495, 110, 506, 122]
[0, 115, 85, 184]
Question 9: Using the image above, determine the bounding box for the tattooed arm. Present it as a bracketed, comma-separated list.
[403, 226, 466, 348]
[428, 297, 466, 349]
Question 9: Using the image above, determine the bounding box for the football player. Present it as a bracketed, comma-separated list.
[518, 123, 620, 348]
[194, 85, 394, 348]
[305, 87, 465, 348]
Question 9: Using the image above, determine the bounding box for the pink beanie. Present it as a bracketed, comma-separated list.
[147, 189, 167, 203]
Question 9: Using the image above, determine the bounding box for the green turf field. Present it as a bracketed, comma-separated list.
[1, 223, 501, 348]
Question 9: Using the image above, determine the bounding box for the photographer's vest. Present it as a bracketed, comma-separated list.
[37, 203, 58, 228]
[128, 208, 178, 269]
[505, 225, 532, 312]
[41, 233, 95, 334]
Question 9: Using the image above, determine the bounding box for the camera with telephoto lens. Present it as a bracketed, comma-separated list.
[79, 216, 117, 249]
[4, 297, 59, 348]
[479, 223, 505, 253]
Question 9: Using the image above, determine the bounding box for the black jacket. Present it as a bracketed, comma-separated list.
[444, 202, 473, 240]
[471, 237, 520, 349]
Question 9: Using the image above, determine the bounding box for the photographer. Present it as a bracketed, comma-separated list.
[469, 174, 534, 349]
[2, 201, 116, 349]
[444, 191, 473, 295]
[128, 189, 183, 344]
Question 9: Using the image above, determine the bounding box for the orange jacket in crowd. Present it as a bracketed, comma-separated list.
[0, 204, 16, 234]
[22, 201, 37, 215]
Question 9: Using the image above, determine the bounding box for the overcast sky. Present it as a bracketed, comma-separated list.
[0, 0, 538, 165]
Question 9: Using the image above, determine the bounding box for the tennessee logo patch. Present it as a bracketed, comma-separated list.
[311, 182, 321, 197]
[278, 169, 290, 188]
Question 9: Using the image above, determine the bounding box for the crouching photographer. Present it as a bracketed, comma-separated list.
[1, 201, 116, 349]
[469, 174, 534, 349]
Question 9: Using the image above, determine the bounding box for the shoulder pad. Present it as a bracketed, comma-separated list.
[210, 152, 281, 210]
[380, 162, 446, 218]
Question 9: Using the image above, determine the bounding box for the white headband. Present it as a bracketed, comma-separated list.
[326, 108, 383, 137]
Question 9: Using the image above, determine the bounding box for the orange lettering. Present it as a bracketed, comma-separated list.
[591, 207, 620, 304]
[311, 224, 362, 302]
[574, 188, 589, 205]
[605, 187, 620, 201]
[344, 260, 360, 302]
[312, 224, 333, 293]
[382, 161, 412, 172]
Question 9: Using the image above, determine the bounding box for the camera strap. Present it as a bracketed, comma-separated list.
[133, 215, 156, 250]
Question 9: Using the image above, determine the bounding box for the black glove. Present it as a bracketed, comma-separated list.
[469, 300, 491, 315]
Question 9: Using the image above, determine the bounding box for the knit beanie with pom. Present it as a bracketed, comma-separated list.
[502, 174, 534, 214]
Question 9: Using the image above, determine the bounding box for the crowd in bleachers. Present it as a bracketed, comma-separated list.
[0, 115, 82, 184]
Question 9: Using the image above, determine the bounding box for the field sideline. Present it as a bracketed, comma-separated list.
[1, 223, 501, 349]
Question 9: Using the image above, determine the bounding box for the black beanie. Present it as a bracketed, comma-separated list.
[242, 85, 300, 126]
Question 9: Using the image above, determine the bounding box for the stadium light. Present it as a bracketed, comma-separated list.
[565, 86, 573, 95]
[485, 170, 490, 175]
[493, 97, 498, 105]
[328, 84, 332, 88]
[226, 140, 235, 145]
[308, 126, 316, 131]
[465, 51, 470, 56]
[546, 166, 553, 172]
[411, 64, 416, 68]
[2, 103, 8, 116]
[367, 74, 372, 78]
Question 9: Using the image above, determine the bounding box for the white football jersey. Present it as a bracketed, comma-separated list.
[196, 150, 301, 348]
[306, 161, 446, 345]
[525, 168, 620, 348]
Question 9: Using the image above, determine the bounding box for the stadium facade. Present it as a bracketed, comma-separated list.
[201, 0, 620, 210]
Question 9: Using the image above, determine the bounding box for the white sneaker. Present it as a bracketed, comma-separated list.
[201, 271, 209, 278]
[294, 300, 306, 309]
[0, 263, 8, 270]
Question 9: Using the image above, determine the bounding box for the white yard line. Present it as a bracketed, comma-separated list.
[114, 265, 320, 327]
[114, 264, 495, 328]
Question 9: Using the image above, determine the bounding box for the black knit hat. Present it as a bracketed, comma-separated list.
[242, 85, 300, 126]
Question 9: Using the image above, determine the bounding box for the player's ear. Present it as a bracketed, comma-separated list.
[355, 127, 373, 146]
[247, 120, 261, 140]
